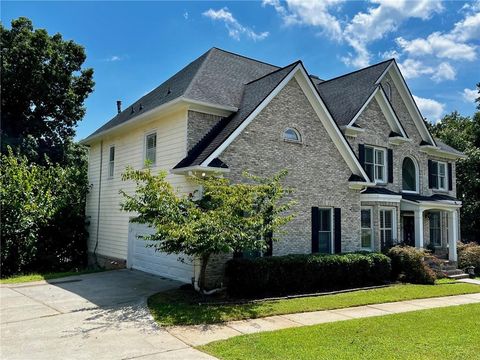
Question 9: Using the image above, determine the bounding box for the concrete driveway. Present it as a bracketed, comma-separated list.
[0, 269, 215, 360]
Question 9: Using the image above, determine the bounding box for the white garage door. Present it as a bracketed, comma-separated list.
[127, 223, 194, 283]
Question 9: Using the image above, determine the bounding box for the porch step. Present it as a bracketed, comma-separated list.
[443, 269, 467, 276]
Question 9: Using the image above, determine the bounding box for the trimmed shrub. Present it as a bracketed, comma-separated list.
[387, 246, 436, 285]
[225, 252, 391, 298]
[458, 242, 480, 275]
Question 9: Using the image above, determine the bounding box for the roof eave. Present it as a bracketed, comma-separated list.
[170, 165, 230, 175]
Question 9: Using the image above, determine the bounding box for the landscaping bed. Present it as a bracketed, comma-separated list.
[148, 280, 480, 326]
[199, 303, 480, 359]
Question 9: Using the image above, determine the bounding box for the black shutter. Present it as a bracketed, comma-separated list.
[334, 208, 342, 254]
[387, 149, 393, 183]
[358, 144, 365, 167]
[311, 207, 319, 253]
[448, 163, 453, 191]
[428, 160, 433, 189]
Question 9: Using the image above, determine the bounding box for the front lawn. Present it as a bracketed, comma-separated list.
[200, 303, 480, 359]
[148, 281, 480, 326]
[0, 268, 104, 284]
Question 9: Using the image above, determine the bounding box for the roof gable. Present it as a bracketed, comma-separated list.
[316, 60, 394, 127]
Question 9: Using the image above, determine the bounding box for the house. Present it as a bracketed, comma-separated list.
[81, 47, 465, 286]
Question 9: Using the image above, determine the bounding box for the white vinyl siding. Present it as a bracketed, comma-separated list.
[85, 109, 195, 260]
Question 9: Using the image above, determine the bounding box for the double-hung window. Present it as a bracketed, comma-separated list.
[379, 208, 395, 248]
[431, 160, 447, 190]
[365, 146, 386, 183]
[145, 132, 157, 165]
[361, 208, 373, 249]
[108, 146, 115, 179]
[318, 208, 332, 253]
[429, 212, 442, 246]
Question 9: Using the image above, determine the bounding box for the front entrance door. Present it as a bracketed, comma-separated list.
[403, 215, 415, 246]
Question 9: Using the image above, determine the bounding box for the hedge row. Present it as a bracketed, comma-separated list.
[225, 252, 391, 298]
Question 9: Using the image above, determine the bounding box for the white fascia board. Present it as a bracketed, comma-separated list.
[360, 193, 402, 203]
[80, 97, 236, 145]
[347, 88, 378, 127]
[419, 146, 467, 160]
[200, 64, 302, 167]
[170, 166, 230, 175]
[380, 62, 436, 146]
[400, 199, 461, 211]
[376, 87, 408, 138]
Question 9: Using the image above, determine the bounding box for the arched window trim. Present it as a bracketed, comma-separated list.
[283, 127, 302, 143]
[402, 156, 419, 194]
[384, 82, 392, 101]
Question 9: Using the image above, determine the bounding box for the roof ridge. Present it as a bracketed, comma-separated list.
[245, 60, 301, 86]
[212, 47, 280, 69]
[183, 48, 215, 98]
[319, 59, 394, 86]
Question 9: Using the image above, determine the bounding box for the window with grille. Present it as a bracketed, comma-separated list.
[108, 146, 115, 178]
[145, 132, 157, 165]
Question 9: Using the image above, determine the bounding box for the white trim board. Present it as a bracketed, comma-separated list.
[201, 63, 371, 182]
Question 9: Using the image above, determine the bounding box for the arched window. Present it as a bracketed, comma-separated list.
[402, 157, 418, 193]
[283, 128, 301, 143]
[384, 82, 392, 101]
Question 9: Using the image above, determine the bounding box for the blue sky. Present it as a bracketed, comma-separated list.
[3, 1, 479, 140]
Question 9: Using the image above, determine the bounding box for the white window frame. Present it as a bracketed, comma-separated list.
[283, 127, 302, 143]
[108, 145, 115, 179]
[402, 156, 419, 194]
[318, 208, 334, 254]
[144, 131, 157, 166]
[360, 207, 373, 250]
[429, 211, 442, 247]
[365, 145, 387, 183]
[431, 160, 447, 191]
[379, 207, 397, 247]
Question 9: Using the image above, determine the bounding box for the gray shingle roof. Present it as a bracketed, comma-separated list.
[434, 138, 465, 157]
[174, 62, 300, 168]
[316, 60, 393, 126]
[84, 48, 278, 140]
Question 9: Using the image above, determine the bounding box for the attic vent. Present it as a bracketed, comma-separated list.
[130, 106, 135, 114]
[166, 87, 171, 95]
[139, 103, 144, 111]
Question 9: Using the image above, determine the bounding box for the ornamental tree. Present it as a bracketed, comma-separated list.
[120, 167, 294, 292]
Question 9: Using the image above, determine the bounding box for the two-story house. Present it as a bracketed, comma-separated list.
[82, 48, 465, 286]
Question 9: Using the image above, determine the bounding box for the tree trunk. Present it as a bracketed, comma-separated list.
[198, 253, 210, 292]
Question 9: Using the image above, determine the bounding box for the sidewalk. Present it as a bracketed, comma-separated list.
[167, 292, 480, 346]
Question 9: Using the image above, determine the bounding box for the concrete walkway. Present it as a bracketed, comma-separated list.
[458, 278, 480, 285]
[167, 292, 480, 346]
[1, 270, 215, 360]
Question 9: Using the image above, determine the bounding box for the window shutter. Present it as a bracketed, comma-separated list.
[448, 163, 453, 191]
[358, 144, 365, 167]
[428, 160, 433, 189]
[334, 208, 342, 254]
[311, 207, 319, 253]
[387, 149, 393, 183]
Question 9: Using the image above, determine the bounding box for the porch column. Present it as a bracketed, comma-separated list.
[448, 210, 458, 262]
[414, 208, 424, 249]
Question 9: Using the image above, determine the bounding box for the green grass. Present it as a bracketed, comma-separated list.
[148, 281, 480, 326]
[199, 303, 480, 360]
[0, 269, 104, 284]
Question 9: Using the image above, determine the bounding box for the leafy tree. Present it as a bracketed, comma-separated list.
[1, 17, 94, 164]
[0, 148, 90, 275]
[430, 108, 480, 243]
[120, 168, 294, 292]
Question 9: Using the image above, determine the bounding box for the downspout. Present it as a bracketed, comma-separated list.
[93, 140, 103, 266]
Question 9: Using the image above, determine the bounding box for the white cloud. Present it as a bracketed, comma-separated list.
[431, 62, 456, 83]
[183, 11, 189, 20]
[104, 55, 122, 62]
[399, 59, 456, 82]
[203, 8, 269, 41]
[263, 0, 345, 38]
[396, 32, 477, 61]
[462, 88, 478, 102]
[380, 49, 401, 60]
[341, 0, 443, 67]
[413, 95, 445, 123]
